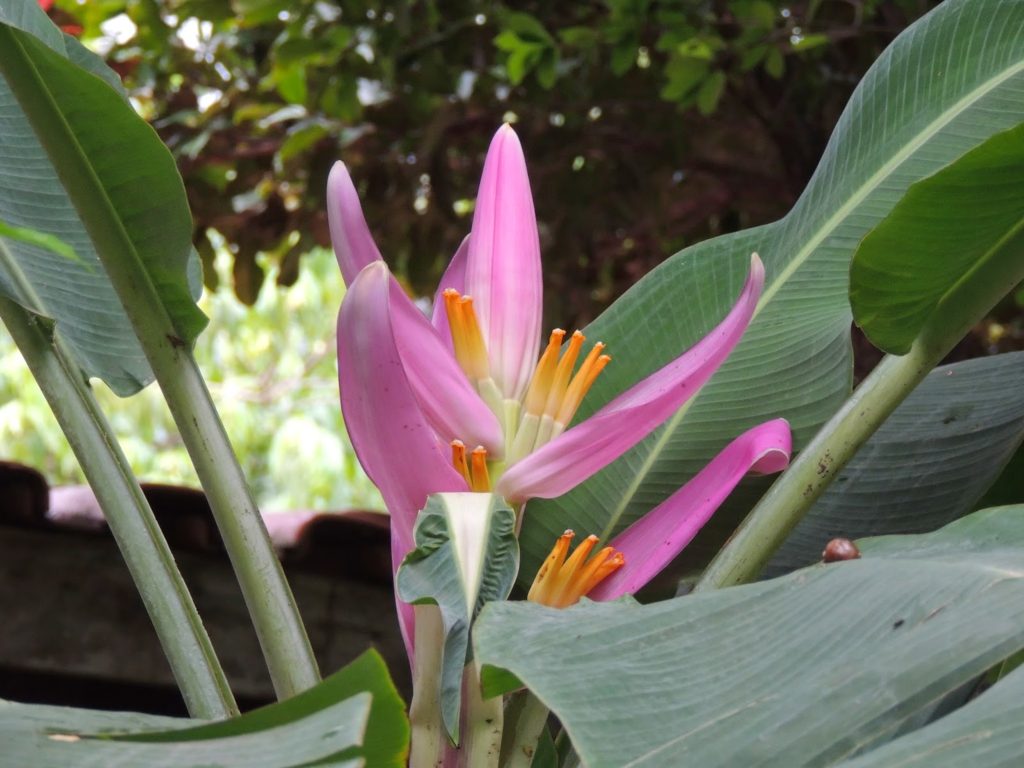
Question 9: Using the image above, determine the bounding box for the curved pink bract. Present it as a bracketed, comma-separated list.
[496, 255, 765, 502]
[588, 419, 792, 601]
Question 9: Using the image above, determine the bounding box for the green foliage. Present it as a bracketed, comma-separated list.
[768, 352, 1024, 575]
[0, 0, 202, 395]
[477, 506, 1024, 767]
[0, 649, 408, 768]
[851, 122, 1024, 355]
[0, 221, 79, 263]
[841, 663, 1024, 767]
[0, 247, 380, 511]
[46, 0, 934, 325]
[2, 1, 1023, 765]
[519, 0, 1024, 584]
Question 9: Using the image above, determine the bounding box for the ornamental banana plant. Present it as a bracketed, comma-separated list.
[332, 125, 791, 766]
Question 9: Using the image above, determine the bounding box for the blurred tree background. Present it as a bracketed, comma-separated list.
[3, 0, 1021, 508]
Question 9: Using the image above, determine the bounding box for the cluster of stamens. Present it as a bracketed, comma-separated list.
[513, 328, 611, 457]
[528, 530, 624, 608]
[442, 287, 612, 475]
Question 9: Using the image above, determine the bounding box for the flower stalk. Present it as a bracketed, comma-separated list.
[0, 292, 236, 718]
[500, 691, 551, 768]
[0, 29, 320, 698]
[696, 218, 1024, 591]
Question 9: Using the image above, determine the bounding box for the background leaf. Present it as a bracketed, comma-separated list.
[767, 352, 1024, 575]
[850, 122, 1024, 354]
[519, 0, 1024, 581]
[0, 0, 204, 395]
[0, 650, 407, 768]
[478, 506, 1024, 768]
[837, 663, 1024, 767]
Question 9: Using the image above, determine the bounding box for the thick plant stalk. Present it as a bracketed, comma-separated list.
[696, 229, 1024, 591]
[408, 607, 446, 767]
[500, 691, 550, 768]
[0, 28, 320, 697]
[0, 292, 237, 719]
[409, 606, 502, 768]
[459, 660, 503, 768]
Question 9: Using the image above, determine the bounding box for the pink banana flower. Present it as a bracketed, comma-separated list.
[332, 125, 791, 645]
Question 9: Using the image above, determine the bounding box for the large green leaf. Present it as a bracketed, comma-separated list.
[767, 352, 1024, 574]
[477, 506, 1024, 767]
[0, 0, 204, 395]
[837, 664, 1024, 767]
[978, 442, 1024, 508]
[520, 0, 1024, 579]
[396, 493, 518, 743]
[0, 649, 408, 767]
[850, 122, 1024, 354]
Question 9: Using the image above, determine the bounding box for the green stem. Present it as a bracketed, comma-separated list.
[461, 660, 503, 768]
[0, 26, 320, 697]
[153, 349, 320, 697]
[408, 606, 503, 768]
[0, 294, 237, 719]
[696, 229, 1024, 591]
[694, 345, 931, 590]
[408, 606, 446, 766]
[500, 691, 549, 768]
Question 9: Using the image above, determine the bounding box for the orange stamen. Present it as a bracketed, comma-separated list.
[443, 289, 490, 381]
[450, 440, 471, 486]
[527, 530, 574, 604]
[522, 329, 566, 416]
[443, 289, 471, 372]
[572, 548, 625, 597]
[543, 330, 585, 418]
[528, 531, 625, 608]
[458, 296, 490, 380]
[470, 445, 491, 492]
[555, 343, 610, 425]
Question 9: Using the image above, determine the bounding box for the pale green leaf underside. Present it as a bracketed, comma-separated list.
[477, 506, 1024, 768]
[836, 663, 1024, 768]
[768, 352, 1024, 574]
[0, 0, 204, 395]
[520, 0, 1024, 579]
[0, 697, 366, 768]
[0, 649, 411, 768]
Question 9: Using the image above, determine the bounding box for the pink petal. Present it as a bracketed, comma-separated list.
[337, 262, 468, 652]
[496, 255, 766, 502]
[466, 125, 543, 401]
[327, 161, 383, 286]
[387, 268, 505, 457]
[431, 235, 470, 351]
[588, 419, 791, 600]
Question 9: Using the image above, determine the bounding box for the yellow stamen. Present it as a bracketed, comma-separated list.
[450, 440, 471, 486]
[443, 289, 490, 381]
[459, 296, 490, 380]
[527, 530, 574, 604]
[543, 330, 585, 418]
[443, 289, 471, 371]
[528, 531, 625, 608]
[522, 329, 566, 416]
[555, 344, 610, 426]
[573, 547, 625, 597]
[470, 446, 491, 492]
